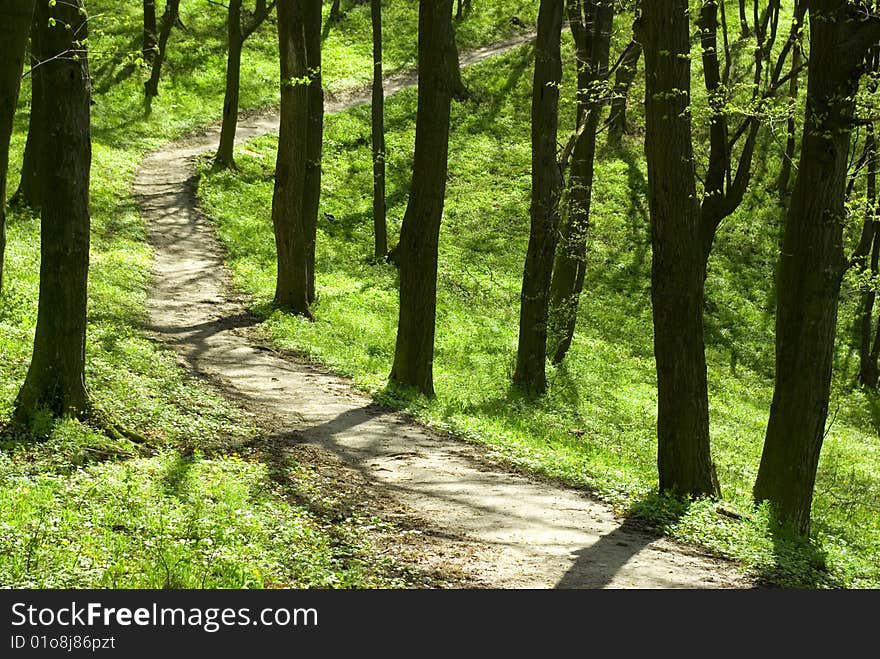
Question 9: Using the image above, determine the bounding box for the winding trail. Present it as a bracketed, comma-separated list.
[134, 34, 749, 589]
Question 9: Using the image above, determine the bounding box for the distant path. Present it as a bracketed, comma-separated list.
[134, 33, 749, 588]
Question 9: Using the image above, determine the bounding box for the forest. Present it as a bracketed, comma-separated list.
[0, 0, 878, 590]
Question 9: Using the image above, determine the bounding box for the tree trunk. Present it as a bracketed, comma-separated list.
[548, 0, 614, 365]
[738, 0, 750, 37]
[512, 0, 564, 394]
[271, 0, 312, 316]
[389, 0, 456, 396]
[329, 0, 341, 21]
[777, 2, 803, 198]
[0, 0, 36, 294]
[371, 0, 387, 260]
[144, 0, 158, 62]
[13, 8, 45, 210]
[14, 0, 92, 423]
[303, 0, 323, 304]
[215, 1, 244, 169]
[606, 37, 641, 145]
[754, 1, 880, 534]
[639, 0, 717, 497]
[143, 0, 181, 103]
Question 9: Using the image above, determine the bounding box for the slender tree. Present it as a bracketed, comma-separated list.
[271, 0, 321, 313]
[143, 0, 181, 106]
[371, 0, 387, 260]
[455, 0, 471, 19]
[389, 0, 457, 396]
[639, 0, 717, 496]
[303, 0, 323, 304]
[637, 0, 786, 497]
[13, 8, 45, 210]
[854, 119, 880, 387]
[513, 0, 564, 394]
[14, 0, 92, 423]
[606, 36, 640, 145]
[776, 1, 805, 198]
[214, 0, 276, 169]
[547, 0, 614, 365]
[755, 0, 880, 534]
[144, 0, 158, 61]
[0, 0, 36, 294]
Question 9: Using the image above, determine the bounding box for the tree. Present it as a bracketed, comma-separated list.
[854, 118, 880, 388]
[547, 0, 614, 365]
[214, 0, 276, 170]
[14, 0, 92, 423]
[389, 0, 457, 396]
[143, 0, 181, 107]
[455, 0, 471, 20]
[13, 9, 46, 210]
[606, 36, 640, 145]
[371, 0, 387, 260]
[638, 0, 788, 497]
[144, 0, 158, 62]
[639, 0, 717, 496]
[271, 0, 322, 316]
[303, 0, 323, 304]
[0, 0, 36, 294]
[776, 1, 806, 197]
[754, 0, 880, 535]
[512, 0, 564, 394]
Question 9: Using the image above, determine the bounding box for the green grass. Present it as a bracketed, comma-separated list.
[1, 0, 539, 588]
[198, 38, 880, 588]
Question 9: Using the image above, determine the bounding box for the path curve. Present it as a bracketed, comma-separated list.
[134, 35, 749, 589]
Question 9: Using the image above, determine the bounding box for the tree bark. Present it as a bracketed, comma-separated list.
[13, 8, 45, 210]
[371, 0, 387, 260]
[303, 0, 323, 304]
[513, 0, 564, 394]
[14, 0, 92, 423]
[144, 0, 158, 62]
[389, 0, 456, 396]
[777, 1, 804, 198]
[272, 0, 312, 316]
[548, 0, 614, 365]
[856, 126, 879, 388]
[0, 0, 36, 294]
[143, 0, 181, 103]
[214, 0, 275, 170]
[754, 0, 880, 534]
[606, 37, 641, 145]
[214, 0, 245, 169]
[639, 0, 718, 497]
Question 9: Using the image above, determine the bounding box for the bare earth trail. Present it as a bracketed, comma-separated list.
[134, 34, 750, 589]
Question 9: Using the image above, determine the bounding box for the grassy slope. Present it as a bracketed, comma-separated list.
[198, 30, 880, 586]
[0, 0, 538, 587]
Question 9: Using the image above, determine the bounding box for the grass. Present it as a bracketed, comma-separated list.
[198, 34, 880, 588]
[1, 0, 539, 588]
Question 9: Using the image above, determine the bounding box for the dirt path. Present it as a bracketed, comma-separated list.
[134, 35, 750, 589]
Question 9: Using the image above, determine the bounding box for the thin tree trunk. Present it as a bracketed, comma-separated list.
[272, 0, 312, 316]
[0, 0, 36, 293]
[13, 8, 45, 210]
[303, 0, 323, 304]
[606, 37, 641, 145]
[389, 0, 456, 396]
[738, 0, 750, 37]
[14, 0, 92, 423]
[853, 117, 879, 388]
[371, 0, 387, 260]
[144, 0, 158, 62]
[755, 1, 880, 534]
[777, 1, 803, 198]
[214, 0, 275, 170]
[639, 0, 717, 497]
[144, 0, 181, 104]
[329, 0, 341, 21]
[548, 0, 614, 365]
[215, 0, 244, 169]
[513, 0, 564, 394]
